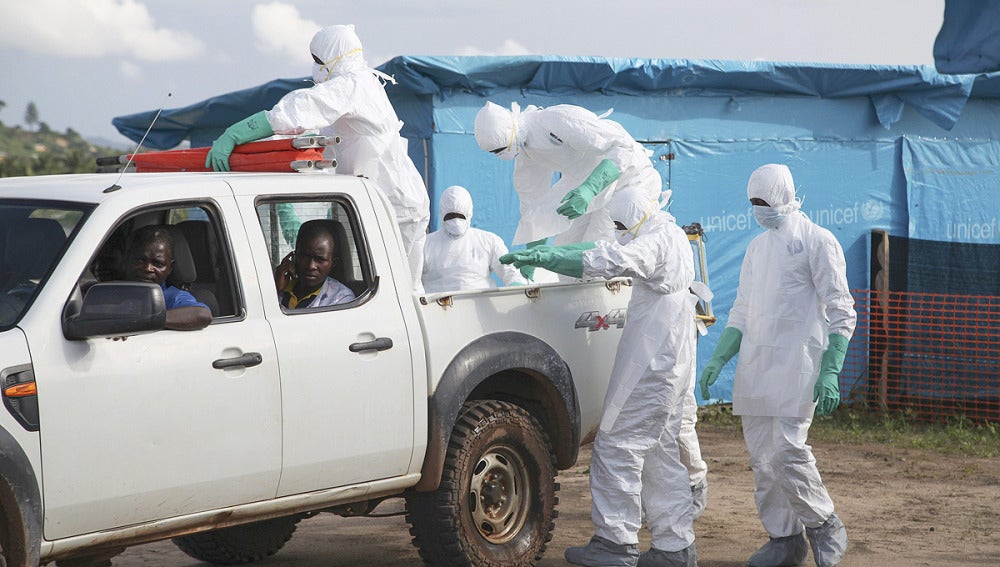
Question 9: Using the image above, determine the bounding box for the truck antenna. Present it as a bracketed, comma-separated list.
[104, 92, 172, 193]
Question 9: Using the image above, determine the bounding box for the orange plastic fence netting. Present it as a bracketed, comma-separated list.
[842, 290, 1000, 423]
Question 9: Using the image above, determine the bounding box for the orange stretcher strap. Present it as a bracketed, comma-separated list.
[128, 148, 324, 170]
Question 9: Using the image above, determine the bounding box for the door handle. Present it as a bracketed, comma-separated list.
[212, 352, 263, 369]
[349, 337, 393, 353]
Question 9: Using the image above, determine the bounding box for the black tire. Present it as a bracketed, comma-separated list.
[406, 400, 558, 567]
[171, 516, 301, 565]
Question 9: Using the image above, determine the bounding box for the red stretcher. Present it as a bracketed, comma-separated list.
[96, 136, 336, 173]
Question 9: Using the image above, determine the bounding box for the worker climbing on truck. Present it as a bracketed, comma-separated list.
[205, 24, 430, 292]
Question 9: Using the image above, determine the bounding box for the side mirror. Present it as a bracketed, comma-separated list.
[63, 282, 166, 340]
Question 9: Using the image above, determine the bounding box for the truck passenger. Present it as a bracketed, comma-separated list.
[205, 24, 430, 292]
[422, 185, 525, 293]
[274, 219, 355, 309]
[125, 225, 212, 331]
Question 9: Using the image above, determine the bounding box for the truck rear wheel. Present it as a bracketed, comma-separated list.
[171, 516, 300, 565]
[406, 400, 558, 566]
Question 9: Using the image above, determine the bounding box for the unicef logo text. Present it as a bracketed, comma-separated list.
[699, 201, 882, 233]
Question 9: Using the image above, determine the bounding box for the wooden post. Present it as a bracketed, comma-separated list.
[872, 230, 890, 412]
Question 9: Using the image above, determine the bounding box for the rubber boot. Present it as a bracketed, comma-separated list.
[691, 479, 708, 520]
[746, 532, 808, 567]
[806, 512, 847, 567]
[637, 543, 697, 567]
[565, 535, 640, 567]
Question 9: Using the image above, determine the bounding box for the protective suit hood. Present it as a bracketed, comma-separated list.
[440, 185, 473, 238]
[439, 185, 474, 222]
[474, 102, 522, 160]
[310, 24, 367, 82]
[610, 186, 671, 244]
[747, 163, 802, 215]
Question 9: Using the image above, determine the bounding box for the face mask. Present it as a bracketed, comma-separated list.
[311, 63, 330, 84]
[495, 146, 517, 161]
[444, 218, 469, 238]
[613, 203, 654, 246]
[753, 205, 787, 230]
[488, 121, 519, 161]
[615, 230, 633, 246]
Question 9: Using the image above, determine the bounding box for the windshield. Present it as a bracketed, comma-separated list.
[0, 201, 88, 329]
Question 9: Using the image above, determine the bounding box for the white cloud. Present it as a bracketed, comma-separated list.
[454, 39, 534, 57]
[119, 60, 142, 79]
[252, 2, 321, 60]
[0, 0, 204, 61]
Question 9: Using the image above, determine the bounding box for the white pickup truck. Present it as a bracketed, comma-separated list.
[0, 171, 634, 567]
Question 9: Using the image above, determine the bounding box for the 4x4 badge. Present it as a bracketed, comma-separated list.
[575, 309, 627, 332]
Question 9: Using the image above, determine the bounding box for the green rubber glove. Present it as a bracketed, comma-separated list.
[699, 326, 743, 399]
[277, 202, 303, 247]
[814, 333, 849, 416]
[519, 238, 548, 281]
[556, 159, 620, 219]
[500, 242, 595, 279]
[205, 111, 274, 172]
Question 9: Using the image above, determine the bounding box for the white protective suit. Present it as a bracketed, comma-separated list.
[422, 186, 526, 293]
[474, 102, 661, 247]
[582, 186, 697, 552]
[264, 25, 430, 291]
[727, 164, 857, 537]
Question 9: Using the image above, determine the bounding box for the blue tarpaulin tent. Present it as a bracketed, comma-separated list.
[934, 0, 1000, 74]
[113, 56, 1000, 403]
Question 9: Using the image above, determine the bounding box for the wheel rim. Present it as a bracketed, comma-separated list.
[468, 443, 533, 544]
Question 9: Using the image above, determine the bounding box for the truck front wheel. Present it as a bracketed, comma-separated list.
[406, 400, 558, 566]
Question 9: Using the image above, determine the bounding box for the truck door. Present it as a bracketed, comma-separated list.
[32, 195, 282, 540]
[242, 189, 417, 496]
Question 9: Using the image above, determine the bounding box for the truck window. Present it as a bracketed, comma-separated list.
[0, 201, 89, 329]
[80, 203, 239, 319]
[255, 199, 370, 310]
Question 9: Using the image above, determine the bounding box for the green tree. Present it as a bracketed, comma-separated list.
[63, 149, 91, 174]
[0, 99, 6, 123]
[24, 102, 39, 132]
[32, 152, 56, 175]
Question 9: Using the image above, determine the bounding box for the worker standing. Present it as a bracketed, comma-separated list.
[422, 185, 526, 293]
[502, 186, 698, 567]
[700, 164, 856, 567]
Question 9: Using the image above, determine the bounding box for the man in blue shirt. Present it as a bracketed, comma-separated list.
[126, 225, 212, 331]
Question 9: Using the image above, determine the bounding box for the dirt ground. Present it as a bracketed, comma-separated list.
[113, 423, 999, 567]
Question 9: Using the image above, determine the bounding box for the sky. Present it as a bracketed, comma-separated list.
[0, 0, 946, 147]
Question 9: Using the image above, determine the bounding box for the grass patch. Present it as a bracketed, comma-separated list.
[697, 403, 1000, 459]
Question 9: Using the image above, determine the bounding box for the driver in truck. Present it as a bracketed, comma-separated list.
[125, 225, 212, 331]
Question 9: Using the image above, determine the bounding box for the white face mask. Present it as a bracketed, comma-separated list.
[753, 205, 787, 230]
[615, 230, 634, 246]
[612, 203, 654, 246]
[312, 63, 331, 84]
[488, 123, 519, 161]
[444, 218, 469, 238]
